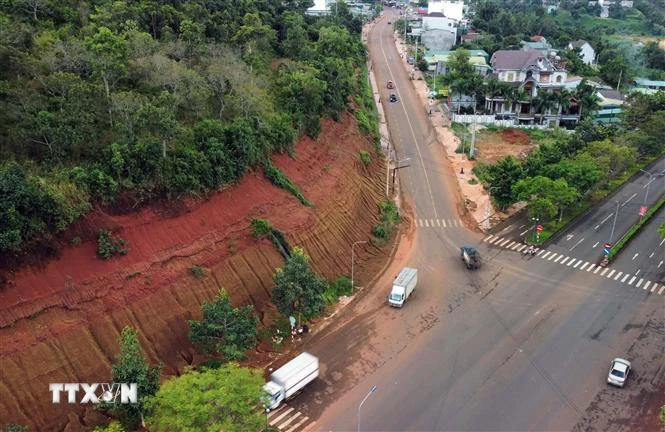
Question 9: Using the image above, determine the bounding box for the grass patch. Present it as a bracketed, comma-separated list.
[190, 266, 206, 278]
[358, 150, 371, 166]
[372, 200, 401, 241]
[263, 163, 313, 207]
[97, 230, 128, 259]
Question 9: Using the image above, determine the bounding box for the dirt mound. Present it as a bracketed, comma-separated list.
[475, 128, 536, 164]
[0, 113, 388, 431]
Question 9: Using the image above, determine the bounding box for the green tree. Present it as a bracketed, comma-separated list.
[581, 139, 635, 184]
[145, 364, 265, 432]
[513, 176, 579, 221]
[188, 289, 259, 361]
[272, 246, 328, 318]
[93, 421, 126, 432]
[574, 79, 600, 120]
[532, 91, 558, 125]
[641, 42, 665, 70]
[658, 223, 665, 240]
[108, 327, 162, 430]
[599, 55, 632, 90]
[85, 27, 128, 124]
[487, 156, 524, 209]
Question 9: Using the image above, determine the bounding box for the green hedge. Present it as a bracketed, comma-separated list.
[608, 194, 665, 261]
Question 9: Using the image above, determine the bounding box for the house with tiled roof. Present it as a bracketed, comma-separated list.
[483, 49, 580, 126]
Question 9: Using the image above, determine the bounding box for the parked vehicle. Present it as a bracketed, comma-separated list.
[264, 352, 319, 410]
[387, 80, 395, 89]
[389, 92, 398, 102]
[388, 267, 417, 307]
[460, 246, 481, 269]
[607, 358, 631, 387]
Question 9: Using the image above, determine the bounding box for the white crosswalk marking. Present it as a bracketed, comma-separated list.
[425, 219, 430, 227]
[628, 276, 636, 285]
[594, 266, 602, 274]
[621, 274, 630, 283]
[483, 235, 493, 242]
[613, 271, 622, 280]
[458, 219, 463, 226]
[600, 268, 608, 276]
[636, 278, 644, 288]
[507, 241, 517, 249]
[511, 242, 522, 250]
[554, 255, 564, 263]
[606, 269, 615, 278]
[499, 238, 511, 247]
[442, 219, 447, 227]
[586, 264, 596, 272]
[649, 283, 658, 293]
[418, 219, 423, 227]
[536, 249, 545, 256]
[559, 257, 569, 265]
[580, 262, 589, 271]
[541, 251, 551, 259]
[574, 260, 583, 268]
[270, 408, 294, 426]
[278, 412, 302, 429]
[286, 417, 311, 432]
[658, 285, 665, 295]
[452, 219, 458, 227]
[567, 258, 577, 267]
[548, 253, 558, 261]
[436, 219, 441, 227]
[642, 281, 651, 291]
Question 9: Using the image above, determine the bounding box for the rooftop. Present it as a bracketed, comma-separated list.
[490, 49, 563, 71]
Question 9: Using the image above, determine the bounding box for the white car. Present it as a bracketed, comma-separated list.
[607, 358, 631, 387]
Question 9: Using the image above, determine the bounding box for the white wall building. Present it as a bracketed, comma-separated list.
[568, 40, 596, 65]
[427, 0, 465, 21]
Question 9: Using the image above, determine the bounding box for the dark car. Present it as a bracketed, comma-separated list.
[389, 93, 398, 102]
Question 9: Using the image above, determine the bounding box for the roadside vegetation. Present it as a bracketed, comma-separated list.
[474, 92, 665, 244]
[0, 0, 370, 261]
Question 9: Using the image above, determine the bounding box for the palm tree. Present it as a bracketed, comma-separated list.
[574, 79, 600, 120]
[532, 91, 558, 125]
[554, 88, 572, 127]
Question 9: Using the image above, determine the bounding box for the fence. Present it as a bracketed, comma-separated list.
[450, 114, 551, 129]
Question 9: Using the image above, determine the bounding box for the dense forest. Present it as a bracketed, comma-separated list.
[0, 0, 374, 258]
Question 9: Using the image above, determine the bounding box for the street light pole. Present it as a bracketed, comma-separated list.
[640, 168, 655, 205]
[352, 241, 369, 289]
[357, 385, 378, 432]
[610, 200, 620, 243]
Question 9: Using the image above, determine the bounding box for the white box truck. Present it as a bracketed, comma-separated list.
[388, 267, 417, 307]
[264, 352, 319, 410]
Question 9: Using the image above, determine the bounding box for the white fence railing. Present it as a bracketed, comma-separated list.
[451, 114, 550, 129]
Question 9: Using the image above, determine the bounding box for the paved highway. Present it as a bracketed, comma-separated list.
[268, 9, 664, 432]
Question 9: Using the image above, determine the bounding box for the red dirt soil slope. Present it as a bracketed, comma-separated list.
[0, 113, 387, 431]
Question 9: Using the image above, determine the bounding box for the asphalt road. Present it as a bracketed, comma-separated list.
[269, 9, 664, 432]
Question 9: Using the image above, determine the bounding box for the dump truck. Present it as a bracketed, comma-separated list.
[263, 352, 319, 410]
[387, 267, 417, 307]
[460, 246, 481, 269]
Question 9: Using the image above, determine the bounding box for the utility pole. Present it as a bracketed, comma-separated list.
[616, 69, 623, 91]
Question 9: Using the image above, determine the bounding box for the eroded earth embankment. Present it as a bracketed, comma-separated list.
[0, 113, 386, 431]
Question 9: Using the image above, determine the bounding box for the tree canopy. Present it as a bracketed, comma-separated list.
[272, 246, 329, 318]
[144, 364, 265, 432]
[189, 289, 259, 361]
[0, 0, 371, 259]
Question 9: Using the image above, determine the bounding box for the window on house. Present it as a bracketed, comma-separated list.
[556, 75, 562, 83]
[507, 72, 514, 81]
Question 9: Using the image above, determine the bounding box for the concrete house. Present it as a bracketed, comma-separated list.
[421, 12, 459, 50]
[484, 49, 580, 126]
[568, 40, 596, 65]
